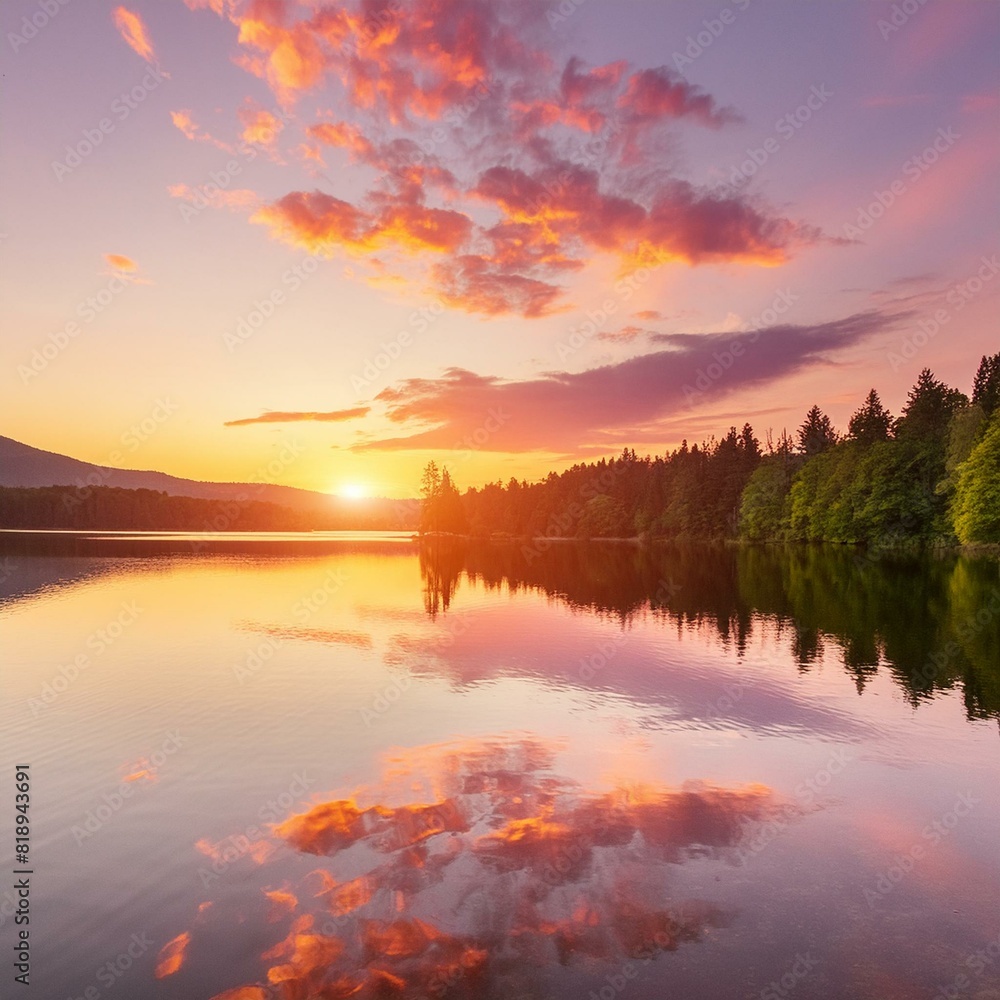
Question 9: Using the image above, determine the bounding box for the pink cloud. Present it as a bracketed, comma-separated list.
[112, 7, 157, 63]
[360, 310, 905, 453]
[224, 407, 370, 427]
[177, 0, 837, 317]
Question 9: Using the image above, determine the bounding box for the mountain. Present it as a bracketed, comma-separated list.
[0, 435, 419, 527]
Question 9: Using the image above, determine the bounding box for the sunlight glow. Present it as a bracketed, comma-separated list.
[336, 483, 369, 500]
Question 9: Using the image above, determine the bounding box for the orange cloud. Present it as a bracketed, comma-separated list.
[112, 7, 157, 63]
[154, 932, 190, 979]
[306, 121, 373, 158]
[253, 189, 472, 257]
[238, 102, 283, 147]
[169, 110, 232, 151]
[103, 253, 138, 273]
[153, 737, 792, 998]
[175, 0, 835, 318]
[224, 407, 370, 427]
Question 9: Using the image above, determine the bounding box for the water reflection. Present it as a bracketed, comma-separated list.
[419, 542, 1000, 721]
[164, 738, 794, 999]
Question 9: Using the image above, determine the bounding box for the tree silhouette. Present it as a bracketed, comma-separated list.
[797, 406, 837, 455]
[848, 389, 893, 444]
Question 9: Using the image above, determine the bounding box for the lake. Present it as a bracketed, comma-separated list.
[1, 532, 998, 1000]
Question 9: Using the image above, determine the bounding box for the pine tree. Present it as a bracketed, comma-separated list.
[419, 460, 441, 533]
[797, 406, 837, 455]
[848, 389, 893, 444]
[896, 369, 967, 441]
[971, 353, 1000, 418]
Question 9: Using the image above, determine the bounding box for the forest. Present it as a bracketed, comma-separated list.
[419, 353, 1000, 546]
[0, 485, 413, 532]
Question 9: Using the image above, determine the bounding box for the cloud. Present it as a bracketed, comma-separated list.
[178, 0, 837, 317]
[597, 325, 650, 344]
[112, 7, 157, 63]
[104, 253, 138, 273]
[238, 101, 284, 147]
[169, 110, 232, 151]
[306, 121, 373, 158]
[224, 407, 370, 427]
[360, 310, 904, 453]
[168, 183, 260, 211]
[103, 252, 152, 284]
[962, 91, 1000, 114]
[252, 189, 473, 256]
[617, 66, 741, 127]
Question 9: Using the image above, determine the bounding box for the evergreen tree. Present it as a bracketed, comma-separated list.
[971, 352, 1000, 418]
[797, 406, 838, 455]
[896, 368, 967, 441]
[848, 389, 893, 444]
[952, 411, 1000, 543]
[419, 460, 442, 533]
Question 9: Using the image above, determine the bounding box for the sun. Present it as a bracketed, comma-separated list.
[335, 482, 369, 500]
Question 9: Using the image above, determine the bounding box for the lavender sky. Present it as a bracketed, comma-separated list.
[1, 0, 997, 497]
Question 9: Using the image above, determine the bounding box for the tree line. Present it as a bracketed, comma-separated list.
[0, 485, 412, 532]
[418, 354, 1000, 546]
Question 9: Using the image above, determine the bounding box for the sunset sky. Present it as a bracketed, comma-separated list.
[2, 0, 998, 498]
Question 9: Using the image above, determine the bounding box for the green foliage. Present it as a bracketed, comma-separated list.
[413, 360, 989, 547]
[938, 403, 986, 498]
[972, 352, 1000, 418]
[848, 389, 893, 444]
[896, 368, 967, 443]
[797, 405, 838, 455]
[951, 411, 1000, 543]
[739, 458, 791, 541]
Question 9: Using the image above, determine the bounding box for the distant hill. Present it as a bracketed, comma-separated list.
[0, 435, 419, 528]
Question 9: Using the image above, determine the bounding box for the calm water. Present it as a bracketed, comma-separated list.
[1, 533, 998, 1000]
